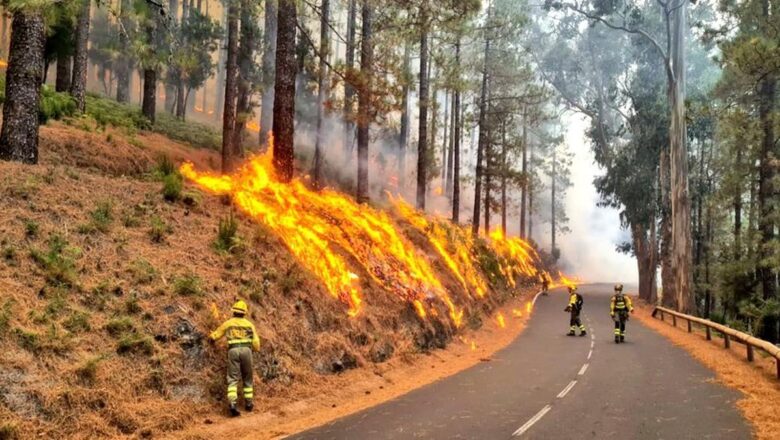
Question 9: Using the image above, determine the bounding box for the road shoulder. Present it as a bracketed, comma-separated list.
[635, 303, 780, 440]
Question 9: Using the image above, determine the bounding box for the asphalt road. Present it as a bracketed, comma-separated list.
[287, 284, 751, 440]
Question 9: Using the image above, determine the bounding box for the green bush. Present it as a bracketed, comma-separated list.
[105, 316, 135, 337]
[153, 112, 221, 150]
[85, 94, 150, 131]
[29, 235, 80, 287]
[39, 85, 77, 123]
[129, 259, 157, 284]
[117, 333, 154, 356]
[14, 328, 40, 351]
[23, 219, 39, 238]
[162, 173, 183, 202]
[213, 212, 242, 253]
[154, 155, 176, 178]
[63, 310, 91, 333]
[149, 216, 172, 243]
[173, 274, 202, 296]
[79, 201, 113, 234]
[124, 293, 142, 315]
[76, 356, 103, 386]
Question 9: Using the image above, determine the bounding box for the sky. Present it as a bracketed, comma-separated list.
[555, 113, 637, 284]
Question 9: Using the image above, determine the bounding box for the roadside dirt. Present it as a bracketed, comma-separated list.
[170, 294, 538, 440]
[635, 304, 780, 440]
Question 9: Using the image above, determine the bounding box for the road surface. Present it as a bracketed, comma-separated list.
[287, 284, 751, 439]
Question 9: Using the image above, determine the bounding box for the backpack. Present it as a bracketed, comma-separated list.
[575, 293, 583, 311]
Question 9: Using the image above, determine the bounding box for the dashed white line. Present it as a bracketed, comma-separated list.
[578, 363, 589, 375]
[556, 380, 577, 398]
[512, 405, 552, 437]
[587, 349, 593, 360]
[590, 340, 595, 349]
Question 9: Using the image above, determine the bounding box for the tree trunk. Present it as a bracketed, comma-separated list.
[222, 0, 240, 173]
[233, 0, 256, 160]
[451, 39, 461, 224]
[520, 111, 528, 238]
[215, 6, 228, 120]
[446, 90, 455, 197]
[483, 125, 492, 234]
[472, 25, 491, 235]
[70, 0, 90, 113]
[668, 1, 694, 313]
[342, 0, 357, 157]
[55, 53, 71, 93]
[551, 148, 557, 257]
[500, 122, 507, 235]
[142, 69, 156, 122]
[528, 140, 534, 242]
[259, 0, 277, 145]
[0, 10, 45, 164]
[398, 42, 410, 192]
[416, 12, 429, 210]
[660, 146, 675, 309]
[312, 0, 330, 189]
[272, 0, 297, 182]
[441, 90, 449, 185]
[356, 1, 372, 203]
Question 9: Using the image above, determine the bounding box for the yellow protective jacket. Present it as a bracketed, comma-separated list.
[568, 292, 583, 311]
[210, 317, 261, 351]
[610, 293, 633, 315]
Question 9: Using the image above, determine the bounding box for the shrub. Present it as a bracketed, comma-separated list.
[105, 316, 135, 337]
[29, 234, 80, 287]
[149, 216, 172, 243]
[279, 270, 301, 295]
[63, 310, 91, 333]
[117, 333, 154, 356]
[153, 155, 176, 178]
[0, 299, 13, 335]
[153, 112, 221, 150]
[76, 356, 103, 386]
[129, 259, 157, 284]
[124, 293, 142, 314]
[85, 94, 150, 131]
[39, 85, 77, 123]
[14, 328, 40, 351]
[79, 201, 113, 234]
[23, 219, 39, 238]
[162, 173, 183, 202]
[2, 246, 16, 263]
[173, 274, 202, 296]
[213, 212, 243, 253]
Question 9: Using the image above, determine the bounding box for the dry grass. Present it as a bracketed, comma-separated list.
[0, 122, 536, 438]
[635, 304, 780, 440]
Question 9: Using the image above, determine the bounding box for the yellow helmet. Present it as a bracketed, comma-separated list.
[568, 285, 577, 293]
[232, 300, 248, 315]
[614, 284, 624, 292]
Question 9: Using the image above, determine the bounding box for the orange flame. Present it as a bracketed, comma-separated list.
[496, 312, 506, 328]
[470, 341, 477, 350]
[488, 229, 541, 288]
[181, 141, 464, 324]
[512, 308, 522, 318]
[194, 106, 204, 113]
[245, 121, 261, 133]
[526, 301, 532, 314]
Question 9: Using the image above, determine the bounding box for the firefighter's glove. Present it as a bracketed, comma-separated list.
[564, 306, 571, 312]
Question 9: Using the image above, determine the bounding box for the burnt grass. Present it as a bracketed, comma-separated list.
[0, 120, 540, 439]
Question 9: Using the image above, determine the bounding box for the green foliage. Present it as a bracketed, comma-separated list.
[0, 299, 14, 335]
[85, 95, 150, 131]
[162, 173, 183, 202]
[23, 219, 39, 238]
[29, 234, 80, 287]
[39, 85, 77, 123]
[173, 273, 202, 296]
[153, 113, 221, 150]
[153, 155, 176, 178]
[213, 212, 243, 253]
[75, 356, 103, 386]
[129, 258, 157, 284]
[148, 216, 172, 243]
[79, 201, 114, 234]
[105, 316, 135, 337]
[117, 333, 154, 356]
[124, 292, 142, 314]
[63, 310, 92, 333]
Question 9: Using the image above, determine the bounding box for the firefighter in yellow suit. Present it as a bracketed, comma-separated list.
[210, 300, 260, 416]
[564, 286, 587, 336]
[610, 284, 634, 343]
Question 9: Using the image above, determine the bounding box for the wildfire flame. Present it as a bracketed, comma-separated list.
[245, 121, 261, 133]
[181, 140, 465, 324]
[488, 229, 541, 288]
[512, 308, 523, 318]
[496, 312, 506, 328]
[0, 59, 7, 68]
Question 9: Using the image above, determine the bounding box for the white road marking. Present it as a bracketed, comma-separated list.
[512, 405, 552, 437]
[578, 363, 589, 375]
[587, 349, 593, 360]
[590, 340, 595, 349]
[557, 380, 577, 398]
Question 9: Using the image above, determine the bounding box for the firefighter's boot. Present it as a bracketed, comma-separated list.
[579, 330, 587, 337]
[567, 326, 576, 336]
[245, 401, 254, 412]
[229, 403, 240, 417]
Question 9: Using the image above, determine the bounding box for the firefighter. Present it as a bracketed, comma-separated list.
[209, 300, 260, 417]
[539, 272, 550, 296]
[610, 284, 634, 343]
[564, 286, 586, 336]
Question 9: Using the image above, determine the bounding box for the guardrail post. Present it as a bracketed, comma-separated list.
[747, 344, 754, 362]
[724, 334, 730, 349]
[672, 315, 677, 327]
[660, 311, 664, 322]
[687, 320, 692, 333]
[706, 326, 711, 341]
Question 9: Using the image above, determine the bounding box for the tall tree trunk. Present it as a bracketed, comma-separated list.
[215, 6, 228, 120]
[356, 0, 372, 203]
[472, 23, 491, 235]
[520, 111, 528, 238]
[259, 0, 277, 145]
[55, 53, 71, 93]
[551, 148, 557, 257]
[272, 0, 297, 182]
[483, 124, 491, 234]
[528, 140, 534, 242]
[398, 42, 410, 192]
[165, 0, 179, 114]
[441, 90, 449, 185]
[233, 0, 256, 159]
[446, 89, 455, 197]
[221, 0, 240, 173]
[0, 10, 45, 164]
[70, 0, 91, 113]
[142, 69, 157, 122]
[500, 122, 507, 235]
[416, 11, 429, 210]
[451, 39, 461, 224]
[668, 1, 694, 313]
[342, 0, 357, 157]
[660, 146, 675, 309]
[312, 0, 330, 189]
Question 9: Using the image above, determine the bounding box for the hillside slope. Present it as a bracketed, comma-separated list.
[0, 119, 544, 439]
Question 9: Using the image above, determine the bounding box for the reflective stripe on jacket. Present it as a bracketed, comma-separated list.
[210, 317, 261, 351]
[610, 294, 633, 314]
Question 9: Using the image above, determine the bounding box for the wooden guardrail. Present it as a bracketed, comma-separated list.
[652, 306, 780, 379]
